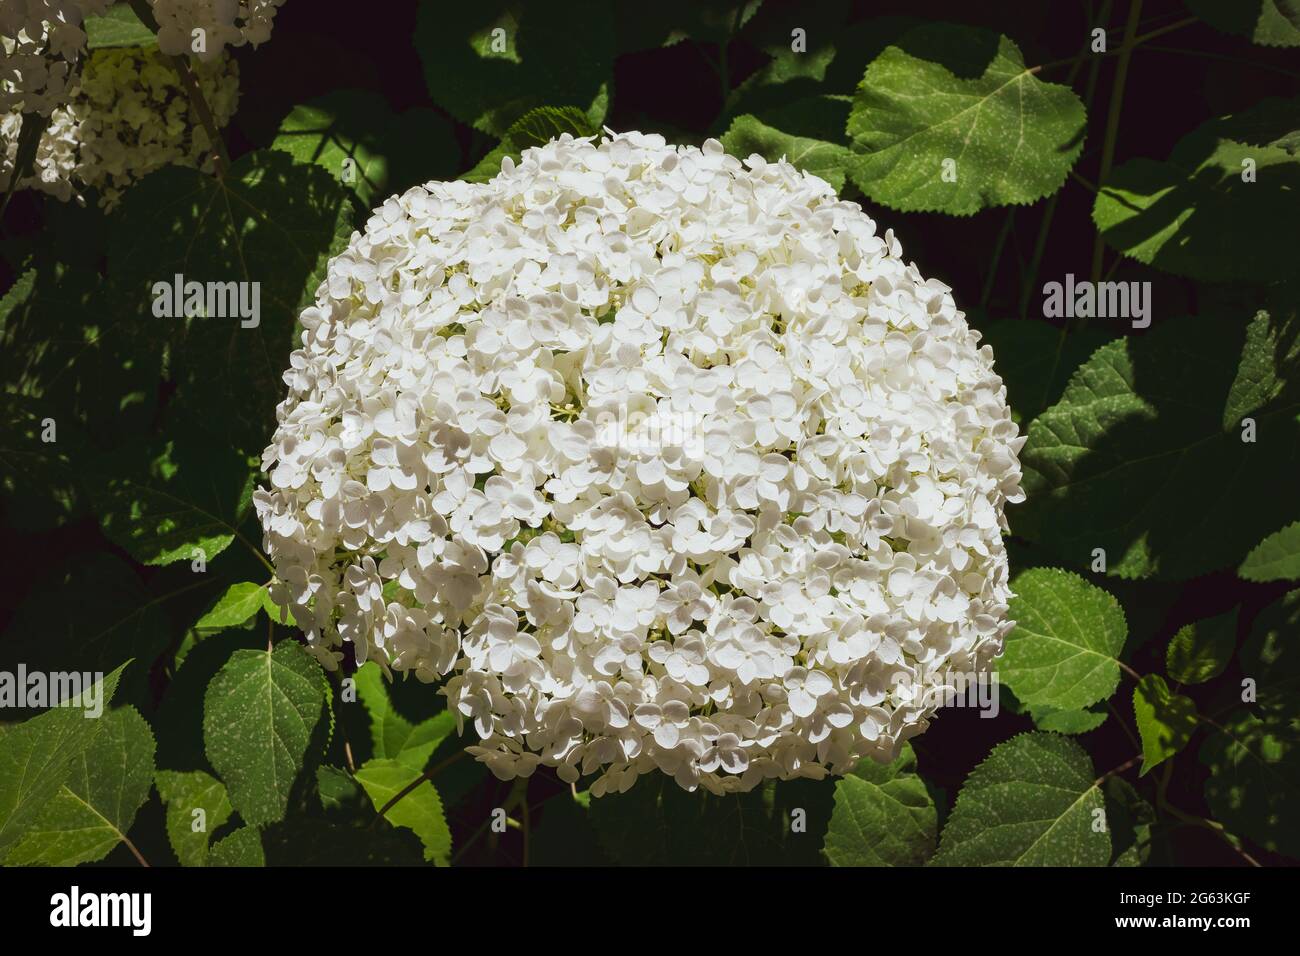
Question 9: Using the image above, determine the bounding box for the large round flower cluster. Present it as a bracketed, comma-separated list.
[257, 131, 1026, 795]
[151, 0, 286, 61]
[0, 1, 110, 114]
[0, 45, 238, 206]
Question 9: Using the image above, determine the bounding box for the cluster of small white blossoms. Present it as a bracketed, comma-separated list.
[0, 1, 111, 114]
[1, 1, 280, 116]
[151, 0, 286, 61]
[257, 131, 1026, 795]
[0, 46, 238, 207]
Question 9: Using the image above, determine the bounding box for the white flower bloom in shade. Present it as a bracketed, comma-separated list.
[0, 1, 111, 114]
[257, 131, 1026, 795]
[1, 1, 281, 114]
[150, 0, 286, 61]
[0, 45, 238, 207]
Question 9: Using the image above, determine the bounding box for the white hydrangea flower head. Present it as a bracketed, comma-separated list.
[257, 131, 1026, 796]
[150, 0, 286, 61]
[0, 1, 112, 114]
[1, 45, 238, 207]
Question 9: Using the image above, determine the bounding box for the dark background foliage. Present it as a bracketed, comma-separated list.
[2, 0, 1298, 867]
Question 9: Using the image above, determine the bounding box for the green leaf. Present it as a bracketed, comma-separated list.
[1186, 0, 1300, 47]
[932, 732, 1110, 866]
[155, 769, 233, 867]
[1133, 675, 1199, 775]
[196, 582, 267, 631]
[271, 92, 391, 206]
[91, 435, 256, 567]
[1199, 589, 1300, 857]
[355, 758, 452, 865]
[6, 706, 155, 866]
[1030, 704, 1109, 735]
[1105, 777, 1158, 866]
[978, 319, 1112, 426]
[353, 663, 456, 771]
[209, 826, 265, 867]
[846, 24, 1086, 214]
[1093, 97, 1300, 281]
[1166, 610, 1237, 684]
[3, 555, 170, 712]
[261, 816, 423, 865]
[203, 641, 329, 827]
[1240, 521, 1300, 581]
[0, 664, 127, 855]
[1000, 568, 1128, 711]
[84, 4, 158, 49]
[462, 105, 597, 183]
[268, 93, 460, 206]
[823, 743, 936, 866]
[1018, 311, 1300, 579]
[417, 1, 613, 137]
[109, 150, 355, 457]
[531, 790, 608, 865]
[315, 765, 366, 815]
[721, 113, 853, 191]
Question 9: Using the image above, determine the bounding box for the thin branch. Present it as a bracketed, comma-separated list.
[123, 834, 151, 867]
[127, 0, 228, 176]
[1068, 168, 1100, 194]
[979, 210, 1015, 308]
[1089, 0, 1144, 289]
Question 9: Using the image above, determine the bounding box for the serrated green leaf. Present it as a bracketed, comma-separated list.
[91, 436, 255, 567]
[355, 758, 452, 864]
[462, 105, 597, 183]
[155, 769, 233, 867]
[1166, 610, 1237, 684]
[203, 641, 329, 827]
[1018, 311, 1300, 579]
[315, 765, 366, 815]
[977, 319, 1112, 426]
[0, 664, 127, 854]
[353, 663, 456, 771]
[1093, 97, 1300, 282]
[3, 555, 170, 713]
[417, 1, 613, 137]
[84, 4, 158, 49]
[1199, 589, 1300, 857]
[6, 706, 155, 866]
[721, 113, 853, 191]
[1104, 777, 1157, 866]
[846, 24, 1086, 214]
[1030, 704, 1109, 735]
[196, 582, 267, 631]
[1186, 0, 1300, 47]
[1241, 521, 1300, 581]
[271, 92, 391, 206]
[209, 826, 265, 866]
[1133, 675, 1199, 775]
[1001, 568, 1127, 711]
[933, 733, 1110, 866]
[824, 743, 936, 866]
[261, 816, 424, 865]
[109, 150, 354, 457]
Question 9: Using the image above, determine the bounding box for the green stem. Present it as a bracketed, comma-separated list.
[979, 210, 1015, 308]
[128, 0, 228, 176]
[1089, 0, 1144, 288]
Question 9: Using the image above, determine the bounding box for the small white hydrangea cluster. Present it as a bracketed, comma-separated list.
[257, 132, 1026, 795]
[151, 0, 286, 61]
[0, 46, 237, 206]
[0, 1, 111, 114]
